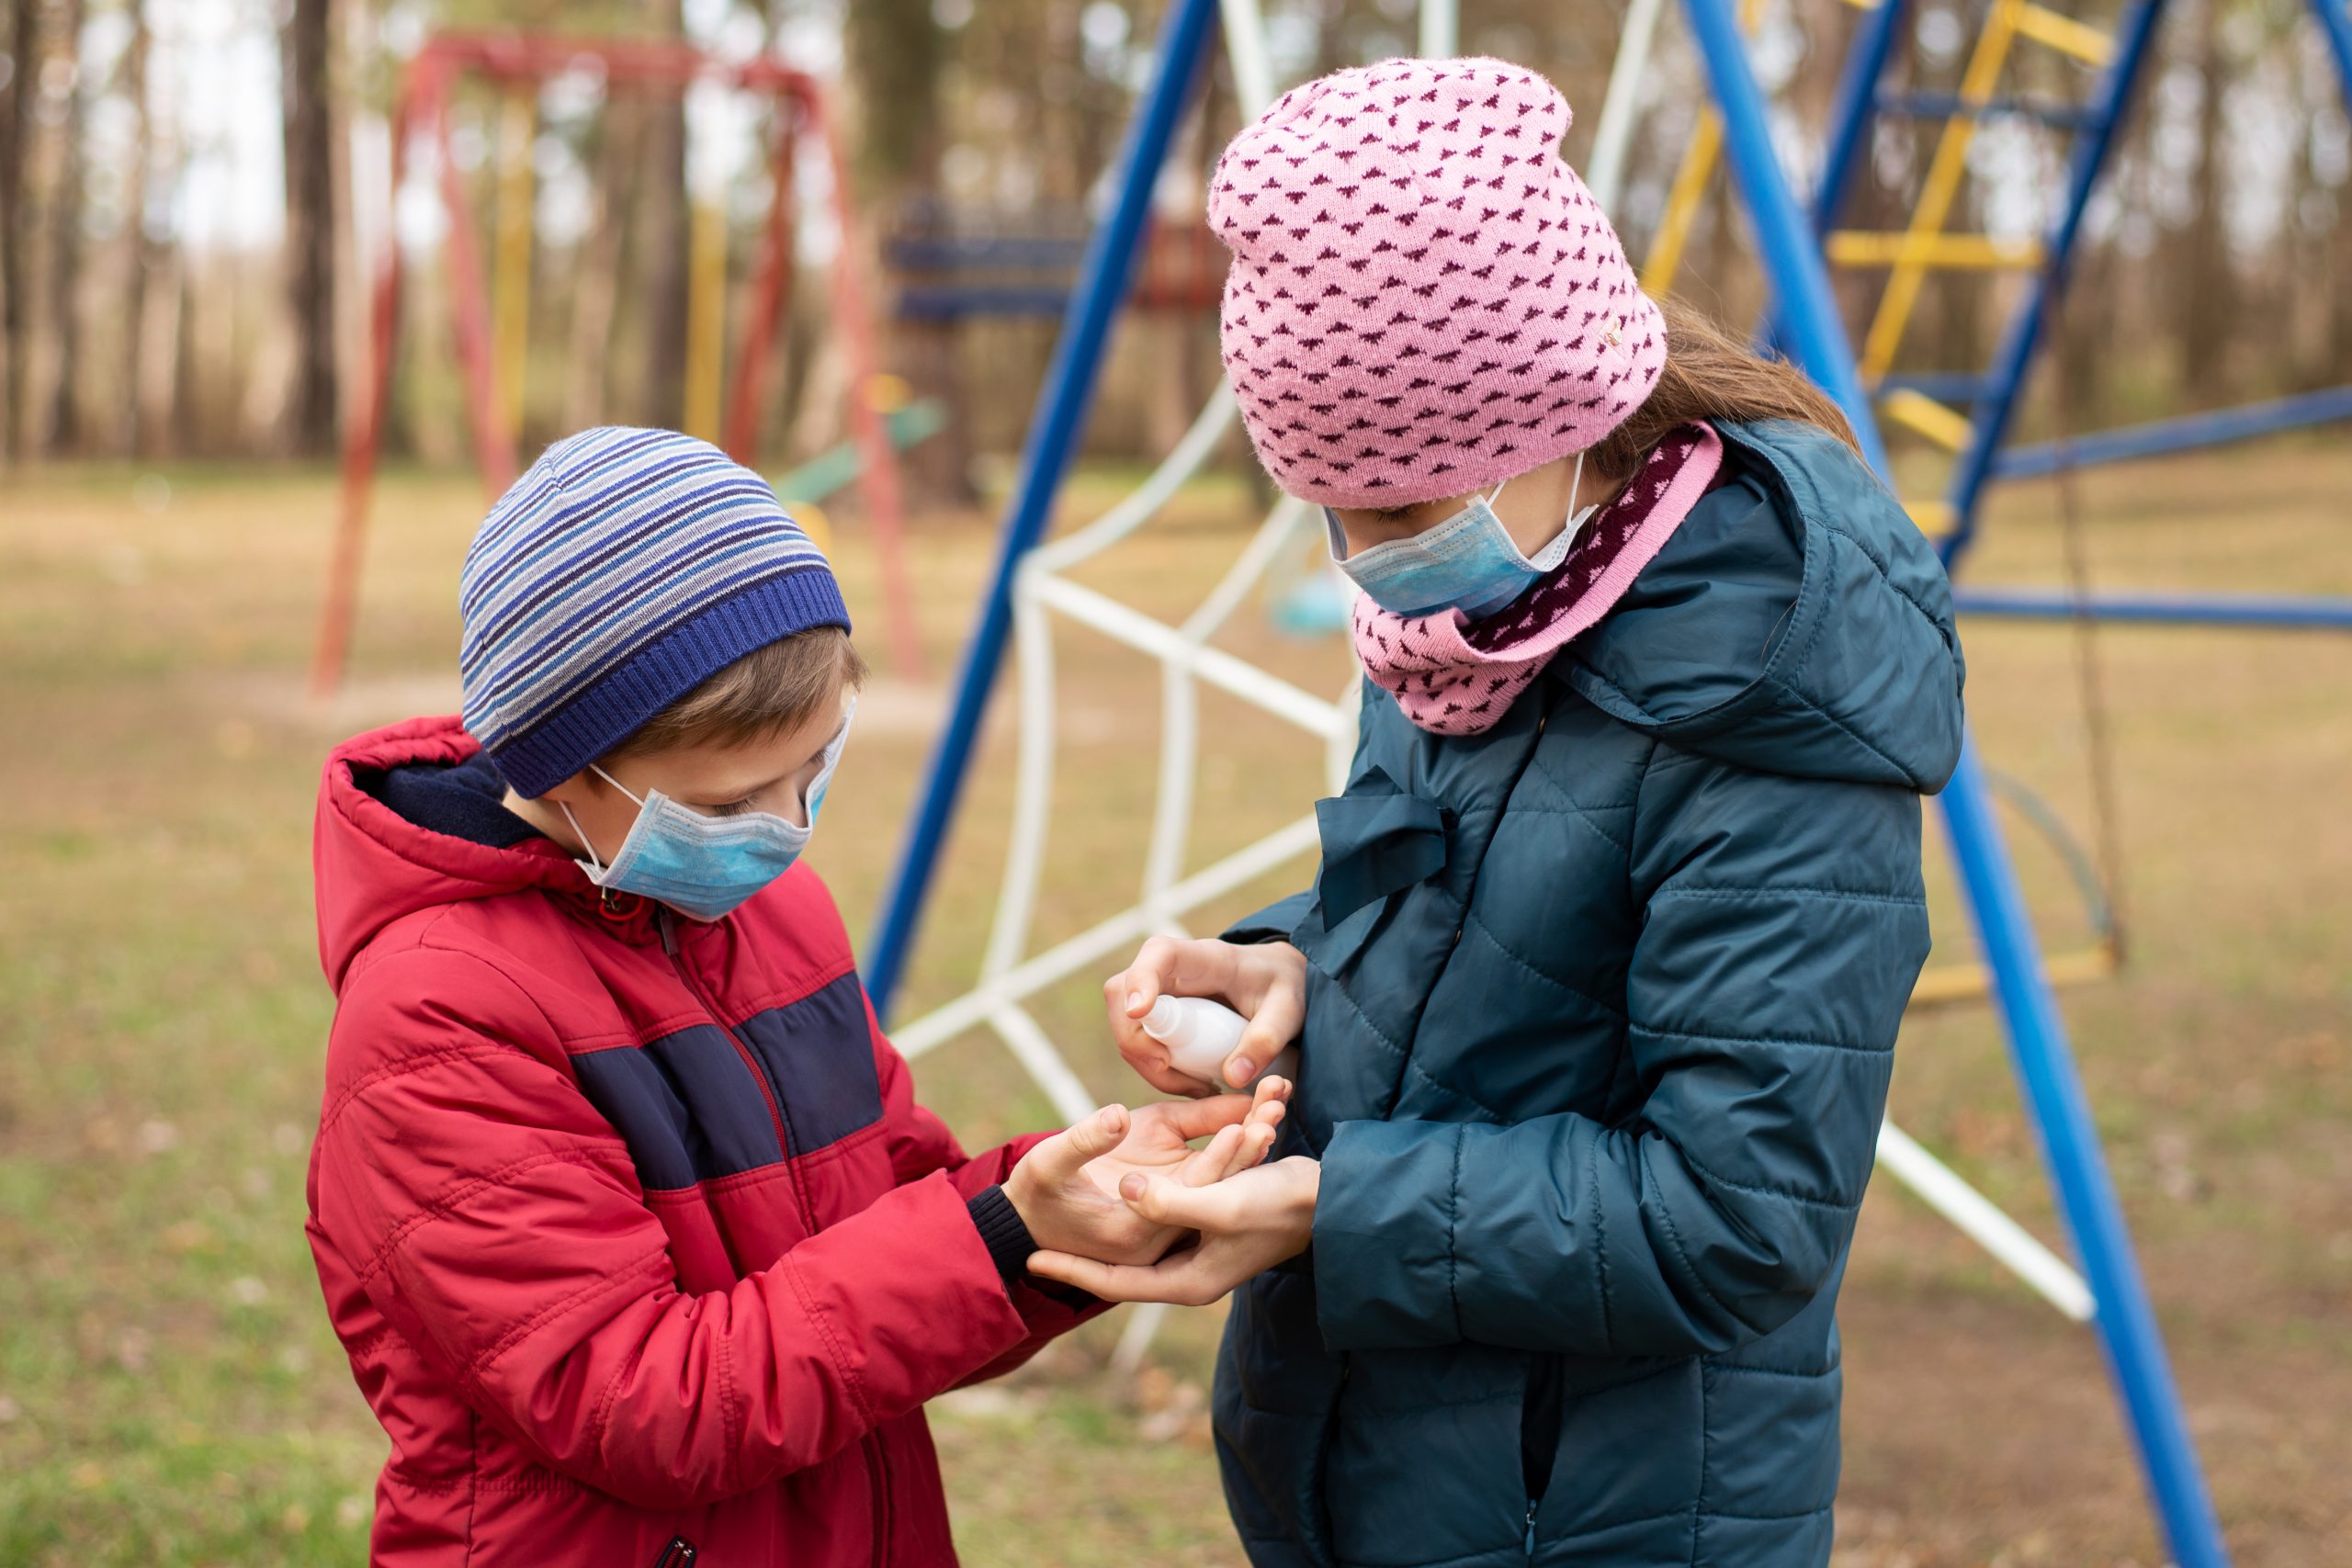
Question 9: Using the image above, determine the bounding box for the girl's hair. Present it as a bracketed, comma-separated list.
[1587, 297, 1862, 480]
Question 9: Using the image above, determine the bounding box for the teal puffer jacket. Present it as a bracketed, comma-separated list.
[1216, 420, 1966, 1568]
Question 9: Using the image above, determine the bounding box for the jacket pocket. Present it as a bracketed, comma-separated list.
[1520, 1353, 1565, 1511]
[650, 1535, 698, 1568]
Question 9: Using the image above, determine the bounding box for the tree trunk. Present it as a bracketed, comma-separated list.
[280, 0, 338, 456]
[844, 0, 956, 498]
[2177, 0, 2231, 403]
[630, 0, 689, 426]
[0, 0, 33, 465]
[564, 96, 640, 435]
[36, 0, 85, 456]
[115, 0, 150, 457]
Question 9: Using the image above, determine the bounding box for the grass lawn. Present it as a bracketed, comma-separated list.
[1, 439, 2347, 1566]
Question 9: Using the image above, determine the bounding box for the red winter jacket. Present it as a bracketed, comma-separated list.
[306, 716, 1098, 1567]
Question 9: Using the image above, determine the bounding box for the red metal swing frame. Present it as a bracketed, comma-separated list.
[312, 29, 924, 695]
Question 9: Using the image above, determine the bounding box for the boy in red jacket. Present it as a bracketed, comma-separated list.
[306, 427, 1285, 1567]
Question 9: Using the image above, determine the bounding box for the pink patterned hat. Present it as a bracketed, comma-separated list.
[1208, 57, 1667, 510]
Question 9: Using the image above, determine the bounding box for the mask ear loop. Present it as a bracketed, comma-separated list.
[556, 799, 608, 878]
[557, 766, 646, 887]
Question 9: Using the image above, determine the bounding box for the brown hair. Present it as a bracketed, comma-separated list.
[608, 626, 866, 760]
[1587, 297, 1861, 482]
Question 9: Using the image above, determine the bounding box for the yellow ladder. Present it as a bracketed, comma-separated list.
[1640, 0, 2120, 540]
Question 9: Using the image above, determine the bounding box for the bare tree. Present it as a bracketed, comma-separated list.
[634, 0, 690, 426]
[281, 0, 337, 455]
[845, 0, 964, 499]
[0, 0, 29, 465]
[564, 95, 641, 434]
[39, 0, 85, 456]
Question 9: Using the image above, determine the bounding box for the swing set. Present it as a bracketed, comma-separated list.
[311, 29, 926, 697]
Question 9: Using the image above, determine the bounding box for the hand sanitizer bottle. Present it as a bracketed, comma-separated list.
[1141, 996, 1297, 1088]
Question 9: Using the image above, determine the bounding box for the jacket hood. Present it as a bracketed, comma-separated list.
[1563, 419, 1965, 791]
[312, 716, 648, 992]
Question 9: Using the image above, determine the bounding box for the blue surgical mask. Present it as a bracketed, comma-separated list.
[1327, 451, 1597, 619]
[559, 700, 855, 922]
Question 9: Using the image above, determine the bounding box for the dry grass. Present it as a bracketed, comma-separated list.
[0, 439, 2346, 1565]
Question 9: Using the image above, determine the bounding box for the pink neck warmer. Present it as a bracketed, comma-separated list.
[1351, 423, 1724, 735]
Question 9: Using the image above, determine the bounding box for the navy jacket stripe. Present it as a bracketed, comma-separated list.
[736, 974, 884, 1155]
[573, 1025, 784, 1189]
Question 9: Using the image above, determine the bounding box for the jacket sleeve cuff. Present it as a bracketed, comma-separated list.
[966, 1185, 1035, 1291]
[1221, 889, 1316, 946]
[1311, 1119, 1466, 1350]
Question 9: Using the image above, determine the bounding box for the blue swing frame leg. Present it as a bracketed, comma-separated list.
[1681, 2, 2232, 1562]
[1939, 739, 2232, 1568]
[863, 0, 1221, 1013]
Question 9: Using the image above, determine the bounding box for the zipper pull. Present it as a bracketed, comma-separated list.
[657, 906, 680, 957]
[1524, 1503, 1538, 1557]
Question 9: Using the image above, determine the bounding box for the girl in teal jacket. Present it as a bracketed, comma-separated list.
[1029, 59, 1965, 1568]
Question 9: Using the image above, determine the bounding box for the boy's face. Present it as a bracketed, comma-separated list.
[538, 682, 854, 867]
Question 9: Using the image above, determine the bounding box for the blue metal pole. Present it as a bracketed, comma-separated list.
[1681, 6, 2231, 1562]
[1939, 0, 2173, 569]
[1937, 738, 2232, 1568]
[1954, 588, 2352, 629]
[1754, 0, 1907, 357]
[1991, 382, 2352, 479]
[863, 0, 1221, 1015]
[1681, 0, 1889, 477]
[1811, 0, 1912, 236]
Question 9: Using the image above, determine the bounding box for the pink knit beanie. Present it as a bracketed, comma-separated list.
[1209, 58, 1667, 509]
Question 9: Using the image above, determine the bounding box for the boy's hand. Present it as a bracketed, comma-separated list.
[1003, 1078, 1290, 1268]
[1026, 1156, 1320, 1305]
[1106, 937, 1307, 1096]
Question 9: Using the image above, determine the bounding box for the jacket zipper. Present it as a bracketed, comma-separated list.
[656, 907, 889, 1563]
[650, 1535, 697, 1568]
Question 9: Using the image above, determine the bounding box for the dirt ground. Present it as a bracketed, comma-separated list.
[1, 441, 2346, 1566]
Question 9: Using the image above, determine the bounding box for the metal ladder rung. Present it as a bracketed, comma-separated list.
[1871, 89, 2100, 130]
[1827, 231, 2046, 269]
[2012, 2, 2116, 64]
[1882, 370, 1997, 404]
[1880, 388, 1978, 451]
[1908, 942, 2120, 1008]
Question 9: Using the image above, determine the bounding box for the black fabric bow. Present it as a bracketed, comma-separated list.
[1314, 768, 1449, 923]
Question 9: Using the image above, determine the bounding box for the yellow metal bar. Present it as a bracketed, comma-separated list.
[1640, 0, 1768, 298]
[1908, 942, 2116, 1008]
[491, 87, 537, 438]
[684, 197, 729, 443]
[1642, 110, 1722, 297]
[1859, 0, 2027, 381]
[2012, 2, 2114, 64]
[1881, 388, 1977, 451]
[1827, 231, 2044, 269]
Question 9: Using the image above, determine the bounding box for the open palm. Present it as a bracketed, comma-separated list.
[1006, 1078, 1290, 1267]
[1084, 1078, 1289, 1204]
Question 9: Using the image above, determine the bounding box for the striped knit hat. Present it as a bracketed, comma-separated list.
[458, 427, 848, 798]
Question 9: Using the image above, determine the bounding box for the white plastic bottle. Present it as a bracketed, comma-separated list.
[1141, 995, 1297, 1088]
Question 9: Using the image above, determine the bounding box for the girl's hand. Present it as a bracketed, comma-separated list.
[1003, 1081, 1289, 1268]
[1026, 1156, 1320, 1304]
[1106, 937, 1308, 1097]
